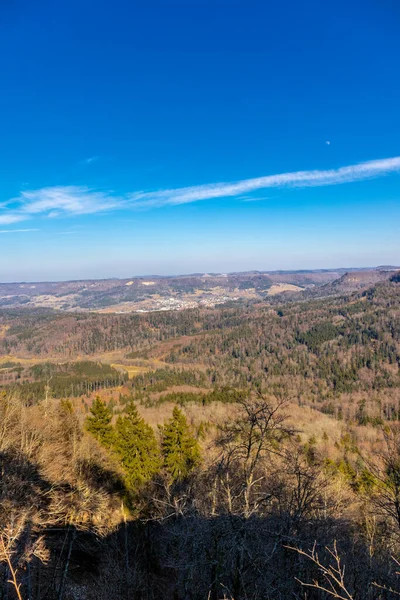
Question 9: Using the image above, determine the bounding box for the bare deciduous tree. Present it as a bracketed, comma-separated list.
[286, 541, 354, 600]
[216, 394, 295, 517]
[0, 519, 49, 600]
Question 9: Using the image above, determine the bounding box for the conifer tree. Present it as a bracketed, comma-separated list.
[114, 402, 161, 490]
[161, 406, 201, 481]
[85, 396, 114, 447]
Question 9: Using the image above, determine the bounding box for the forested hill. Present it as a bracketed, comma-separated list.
[1, 280, 399, 413]
[1, 280, 398, 362]
[0, 280, 399, 599]
[166, 281, 400, 406]
[0, 267, 396, 312]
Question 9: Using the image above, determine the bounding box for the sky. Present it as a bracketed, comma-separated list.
[0, 0, 399, 282]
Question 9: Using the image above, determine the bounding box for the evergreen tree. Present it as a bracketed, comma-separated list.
[161, 407, 201, 481]
[114, 402, 161, 490]
[85, 396, 114, 447]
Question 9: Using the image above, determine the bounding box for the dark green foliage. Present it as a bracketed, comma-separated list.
[391, 272, 400, 283]
[114, 403, 161, 490]
[160, 407, 200, 480]
[130, 368, 208, 393]
[2, 361, 127, 403]
[238, 281, 255, 289]
[143, 386, 247, 408]
[85, 396, 114, 447]
[296, 321, 339, 352]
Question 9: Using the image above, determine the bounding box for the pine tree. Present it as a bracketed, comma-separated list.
[161, 407, 201, 481]
[85, 396, 114, 447]
[114, 402, 161, 490]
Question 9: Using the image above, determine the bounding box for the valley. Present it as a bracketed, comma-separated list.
[1, 269, 399, 600]
[2, 267, 394, 313]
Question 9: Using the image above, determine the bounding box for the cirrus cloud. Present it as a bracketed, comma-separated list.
[128, 155, 400, 208]
[0, 228, 39, 234]
[1, 155, 400, 224]
[1, 186, 122, 225]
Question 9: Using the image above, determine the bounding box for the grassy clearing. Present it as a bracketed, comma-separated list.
[267, 283, 304, 295]
[0, 354, 48, 365]
[110, 363, 151, 379]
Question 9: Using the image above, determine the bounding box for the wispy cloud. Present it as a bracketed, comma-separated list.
[0, 229, 39, 234]
[0, 214, 27, 225]
[1, 186, 121, 225]
[19, 186, 119, 216]
[1, 156, 399, 224]
[129, 156, 400, 208]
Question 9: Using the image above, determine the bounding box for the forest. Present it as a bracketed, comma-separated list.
[0, 279, 399, 599]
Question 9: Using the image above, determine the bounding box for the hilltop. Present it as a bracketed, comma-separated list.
[0, 266, 397, 313]
[323, 268, 399, 293]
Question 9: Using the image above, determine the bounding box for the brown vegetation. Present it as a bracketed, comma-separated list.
[0, 279, 399, 598]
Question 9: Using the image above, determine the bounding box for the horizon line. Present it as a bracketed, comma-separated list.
[1, 264, 399, 286]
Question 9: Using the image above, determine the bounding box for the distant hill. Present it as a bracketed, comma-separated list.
[376, 265, 400, 271]
[0, 267, 397, 312]
[325, 269, 399, 293]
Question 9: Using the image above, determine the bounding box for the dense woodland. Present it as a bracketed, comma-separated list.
[1, 280, 399, 416]
[0, 279, 399, 599]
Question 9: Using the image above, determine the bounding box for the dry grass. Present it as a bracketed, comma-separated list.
[286, 403, 343, 443]
[110, 363, 150, 378]
[0, 354, 47, 365]
[267, 283, 304, 295]
[136, 400, 234, 429]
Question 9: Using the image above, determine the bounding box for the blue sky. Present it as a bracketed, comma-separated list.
[0, 0, 399, 282]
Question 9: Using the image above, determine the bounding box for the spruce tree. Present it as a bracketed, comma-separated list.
[85, 396, 114, 447]
[114, 402, 161, 490]
[161, 406, 201, 481]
